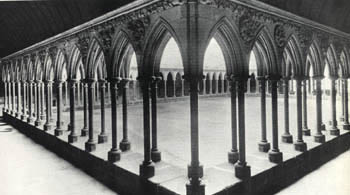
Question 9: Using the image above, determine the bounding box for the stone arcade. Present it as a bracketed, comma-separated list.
[1, 0, 350, 195]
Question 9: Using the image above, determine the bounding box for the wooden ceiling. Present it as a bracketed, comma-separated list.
[0, 0, 349, 57]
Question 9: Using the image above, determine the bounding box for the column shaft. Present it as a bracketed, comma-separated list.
[81, 82, 88, 136]
[151, 78, 161, 162]
[282, 79, 293, 143]
[329, 79, 340, 135]
[268, 80, 283, 163]
[258, 78, 271, 151]
[228, 80, 239, 163]
[314, 79, 325, 142]
[343, 79, 350, 130]
[98, 80, 108, 143]
[108, 79, 121, 162]
[302, 80, 310, 135]
[85, 80, 97, 152]
[55, 81, 64, 136]
[294, 79, 307, 151]
[68, 81, 78, 143]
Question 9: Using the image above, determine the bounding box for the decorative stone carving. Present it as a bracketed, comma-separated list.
[238, 10, 261, 45]
[274, 24, 286, 48]
[127, 16, 150, 50]
[76, 34, 90, 64]
[203, 0, 237, 11]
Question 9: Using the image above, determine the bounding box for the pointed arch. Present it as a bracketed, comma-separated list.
[339, 47, 350, 78]
[325, 44, 339, 77]
[253, 27, 280, 78]
[86, 37, 106, 80]
[143, 18, 183, 76]
[207, 17, 247, 76]
[306, 40, 323, 77]
[33, 55, 43, 81]
[27, 57, 35, 81]
[54, 49, 68, 81]
[283, 34, 303, 77]
[43, 52, 54, 81]
[109, 29, 137, 79]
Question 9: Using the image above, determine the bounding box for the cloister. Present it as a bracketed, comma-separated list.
[1, 0, 350, 195]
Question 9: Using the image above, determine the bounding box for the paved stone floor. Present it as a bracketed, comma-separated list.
[0, 117, 117, 195]
[1, 95, 349, 194]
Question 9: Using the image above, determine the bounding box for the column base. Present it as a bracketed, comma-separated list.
[268, 150, 283, 164]
[34, 120, 42, 126]
[81, 127, 88, 136]
[329, 127, 340, 136]
[119, 140, 131, 151]
[258, 141, 271, 152]
[294, 141, 307, 152]
[186, 181, 205, 195]
[281, 134, 293, 143]
[140, 162, 155, 178]
[54, 128, 63, 136]
[314, 134, 325, 143]
[234, 163, 251, 180]
[40, 115, 46, 121]
[321, 123, 326, 131]
[228, 150, 239, 164]
[151, 149, 161, 162]
[27, 117, 35, 124]
[68, 134, 78, 143]
[302, 128, 311, 136]
[188, 164, 204, 179]
[20, 115, 27, 121]
[15, 112, 21, 118]
[98, 134, 108, 144]
[43, 123, 53, 131]
[108, 149, 121, 163]
[85, 141, 96, 152]
[343, 123, 350, 130]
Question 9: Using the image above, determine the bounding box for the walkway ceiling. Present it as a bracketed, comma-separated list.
[0, 0, 349, 58]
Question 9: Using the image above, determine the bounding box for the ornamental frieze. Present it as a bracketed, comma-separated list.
[274, 24, 286, 48]
[237, 10, 261, 46]
[127, 16, 150, 50]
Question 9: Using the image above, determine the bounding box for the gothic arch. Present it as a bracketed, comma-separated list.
[68, 46, 86, 80]
[86, 37, 106, 80]
[34, 55, 43, 81]
[109, 29, 137, 79]
[143, 18, 183, 76]
[27, 57, 35, 81]
[55, 49, 68, 81]
[253, 27, 280, 78]
[325, 44, 339, 77]
[339, 47, 350, 78]
[283, 34, 303, 77]
[20, 58, 28, 82]
[306, 40, 323, 77]
[43, 52, 54, 81]
[206, 17, 247, 76]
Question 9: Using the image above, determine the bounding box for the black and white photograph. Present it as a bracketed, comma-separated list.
[0, 0, 349, 194]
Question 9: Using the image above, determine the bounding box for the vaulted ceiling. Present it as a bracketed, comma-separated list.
[0, 0, 349, 58]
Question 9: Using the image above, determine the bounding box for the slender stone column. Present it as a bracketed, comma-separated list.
[98, 79, 108, 143]
[27, 81, 35, 123]
[314, 77, 326, 143]
[340, 80, 345, 122]
[343, 79, 350, 130]
[43, 81, 53, 131]
[21, 82, 27, 120]
[55, 81, 64, 136]
[151, 76, 161, 162]
[68, 80, 78, 143]
[234, 78, 251, 179]
[302, 79, 311, 135]
[35, 81, 42, 126]
[328, 78, 340, 135]
[282, 78, 293, 143]
[139, 76, 155, 178]
[185, 75, 204, 186]
[85, 79, 97, 152]
[268, 79, 283, 163]
[8, 81, 12, 113]
[77, 81, 81, 106]
[12, 81, 16, 115]
[108, 78, 121, 162]
[40, 82, 45, 121]
[4, 81, 8, 113]
[294, 78, 307, 151]
[228, 80, 239, 163]
[257, 77, 271, 152]
[120, 79, 131, 151]
[81, 81, 88, 136]
[16, 81, 21, 117]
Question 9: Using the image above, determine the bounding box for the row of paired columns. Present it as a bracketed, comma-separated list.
[255, 76, 350, 164]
